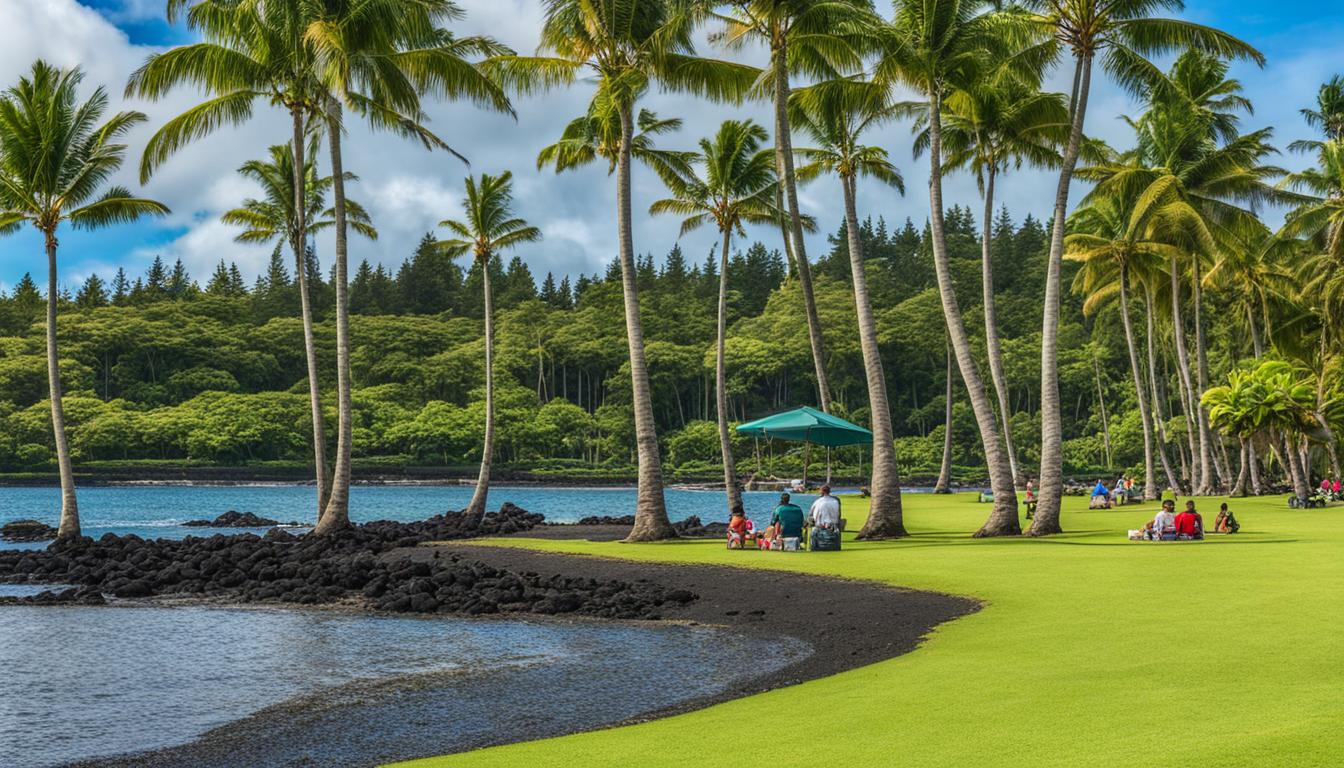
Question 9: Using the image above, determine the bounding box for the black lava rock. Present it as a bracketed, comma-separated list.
[183, 511, 284, 528]
[1, 519, 58, 542]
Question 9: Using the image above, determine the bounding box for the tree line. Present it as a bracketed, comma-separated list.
[3, 0, 1340, 544]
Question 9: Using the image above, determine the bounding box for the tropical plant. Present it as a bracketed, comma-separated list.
[0, 61, 169, 539]
[221, 140, 377, 262]
[1020, 0, 1263, 532]
[1203, 368, 1265, 495]
[874, 0, 1021, 536]
[487, 0, 757, 540]
[651, 119, 779, 517]
[916, 75, 1069, 485]
[791, 76, 908, 537]
[1293, 74, 1344, 150]
[710, 0, 878, 413]
[438, 171, 541, 521]
[1066, 181, 1209, 498]
[129, 0, 337, 517]
[303, 0, 513, 534]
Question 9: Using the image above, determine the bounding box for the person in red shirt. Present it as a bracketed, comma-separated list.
[1174, 500, 1204, 539]
[727, 507, 750, 549]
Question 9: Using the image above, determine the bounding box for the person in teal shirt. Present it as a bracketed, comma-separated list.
[771, 492, 806, 544]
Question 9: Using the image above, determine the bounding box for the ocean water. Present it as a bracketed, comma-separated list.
[0, 484, 932, 549]
[0, 597, 807, 767]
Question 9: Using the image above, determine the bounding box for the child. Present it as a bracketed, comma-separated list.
[758, 522, 778, 550]
[727, 508, 750, 549]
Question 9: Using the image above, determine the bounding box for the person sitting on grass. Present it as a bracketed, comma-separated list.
[771, 492, 806, 551]
[1090, 479, 1112, 509]
[727, 506, 750, 549]
[757, 521, 778, 550]
[1144, 499, 1178, 540]
[1174, 500, 1204, 540]
[809, 486, 841, 530]
[1215, 503, 1240, 534]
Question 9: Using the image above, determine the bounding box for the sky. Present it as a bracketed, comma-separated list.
[0, 0, 1339, 295]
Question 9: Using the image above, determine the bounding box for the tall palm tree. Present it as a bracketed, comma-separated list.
[1296, 75, 1344, 146]
[711, 0, 877, 413]
[304, 0, 513, 534]
[874, 0, 1020, 536]
[650, 119, 777, 516]
[1203, 369, 1266, 496]
[129, 0, 335, 516]
[1020, 0, 1262, 532]
[791, 77, 908, 537]
[438, 172, 541, 521]
[1065, 183, 1208, 499]
[915, 77, 1069, 485]
[221, 140, 377, 279]
[649, 120, 776, 513]
[0, 62, 169, 540]
[486, 0, 757, 541]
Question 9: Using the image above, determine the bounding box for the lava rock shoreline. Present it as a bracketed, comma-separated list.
[0, 504, 694, 620]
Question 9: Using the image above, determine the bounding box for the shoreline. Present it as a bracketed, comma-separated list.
[52, 541, 977, 767]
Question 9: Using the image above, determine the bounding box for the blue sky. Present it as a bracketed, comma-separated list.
[0, 0, 1340, 296]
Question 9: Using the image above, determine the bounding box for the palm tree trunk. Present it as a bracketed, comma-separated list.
[466, 259, 494, 522]
[1145, 286, 1181, 494]
[1093, 353, 1112, 468]
[1283, 431, 1310, 500]
[842, 174, 905, 538]
[46, 232, 79, 539]
[1233, 437, 1249, 497]
[1033, 54, 1092, 536]
[772, 44, 831, 412]
[1169, 254, 1203, 493]
[980, 167, 1019, 483]
[935, 340, 954, 494]
[1248, 440, 1263, 495]
[1246, 303, 1264, 358]
[315, 102, 352, 535]
[715, 228, 742, 515]
[616, 101, 673, 541]
[926, 90, 1018, 536]
[1120, 266, 1157, 499]
[291, 108, 329, 520]
[1191, 258, 1219, 491]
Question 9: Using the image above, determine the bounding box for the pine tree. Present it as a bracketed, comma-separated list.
[540, 271, 559, 307]
[144, 255, 168, 298]
[167, 258, 192, 298]
[111, 268, 130, 305]
[661, 244, 688, 289]
[397, 232, 460, 315]
[557, 275, 574, 310]
[206, 260, 233, 295]
[12, 273, 42, 324]
[500, 255, 537, 308]
[350, 259, 378, 315]
[75, 274, 109, 309]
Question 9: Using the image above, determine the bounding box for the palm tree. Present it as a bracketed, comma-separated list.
[303, 0, 513, 535]
[711, 0, 877, 413]
[1203, 369, 1265, 496]
[129, 0, 336, 516]
[486, 0, 757, 541]
[221, 139, 377, 282]
[874, 0, 1020, 536]
[1066, 182, 1208, 499]
[1295, 75, 1344, 146]
[438, 172, 541, 521]
[650, 119, 777, 517]
[916, 76, 1069, 485]
[1020, 0, 1263, 532]
[791, 77, 908, 537]
[0, 62, 169, 540]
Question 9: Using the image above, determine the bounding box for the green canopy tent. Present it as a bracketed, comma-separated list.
[735, 406, 873, 487]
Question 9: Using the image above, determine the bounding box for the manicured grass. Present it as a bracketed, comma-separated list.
[393, 493, 1343, 768]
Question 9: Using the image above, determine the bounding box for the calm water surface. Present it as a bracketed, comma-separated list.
[0, 484, 933, 549]
[0, 598, 806, 767]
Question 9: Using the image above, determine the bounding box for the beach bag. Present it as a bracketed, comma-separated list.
[810, 527, 841, 551]
[782, 537, 800, 551]
[1127, 529, 1144, 541]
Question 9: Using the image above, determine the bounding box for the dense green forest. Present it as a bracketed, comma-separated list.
[0, 208, 1136, 481]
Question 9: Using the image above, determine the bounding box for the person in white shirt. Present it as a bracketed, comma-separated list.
[1145, 499, 1177, 540]
[809, 485, 841, 529]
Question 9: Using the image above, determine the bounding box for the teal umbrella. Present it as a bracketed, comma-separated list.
[736, 406, 872, 485]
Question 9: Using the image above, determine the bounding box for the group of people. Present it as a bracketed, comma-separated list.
[1090, 476, 1137, 509]
[1132, 500, 1239, 541]
[727, 486, 843, 552]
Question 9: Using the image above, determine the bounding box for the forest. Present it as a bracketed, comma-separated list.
[0, 209, 1097, 482]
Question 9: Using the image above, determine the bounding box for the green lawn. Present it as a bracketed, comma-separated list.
[393, 492, 1343, 767]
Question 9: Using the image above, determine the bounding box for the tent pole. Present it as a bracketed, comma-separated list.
[826, 447, 832, 485]
[804, 442, 811, 490]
